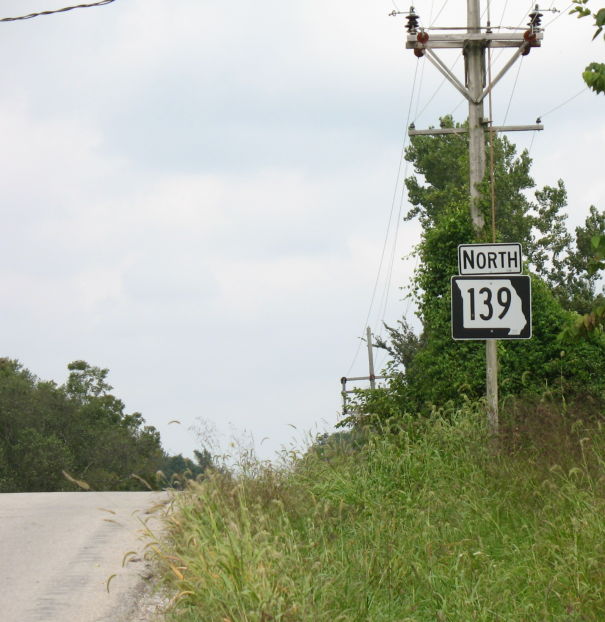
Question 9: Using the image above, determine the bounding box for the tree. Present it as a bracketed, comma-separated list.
[561, 232, 605, 339]
[346, 119, 605, 425]
[159, 448, 215, 487]
[0, 359, 166, 492]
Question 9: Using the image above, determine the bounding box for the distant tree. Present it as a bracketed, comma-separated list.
[0, 359, 165, 492]
[561, 232, 605, 339]
[159, 448, 214, 488]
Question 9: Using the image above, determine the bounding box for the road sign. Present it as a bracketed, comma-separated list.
[458, 243, 522, 275]
[451, 275, 531, 340]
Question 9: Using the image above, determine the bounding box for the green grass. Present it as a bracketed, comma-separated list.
[152, 401, 605, 621]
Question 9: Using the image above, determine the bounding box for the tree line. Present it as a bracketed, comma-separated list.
[0, 358, 211, 492]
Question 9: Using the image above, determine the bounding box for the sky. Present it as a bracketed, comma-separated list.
[0, 0, 602, 461]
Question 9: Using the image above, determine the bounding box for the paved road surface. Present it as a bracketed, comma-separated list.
[0, 491, 169, 622]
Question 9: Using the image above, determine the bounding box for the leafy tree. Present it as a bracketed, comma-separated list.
[0, 359, 168, 492]
[561, 232, 605, 339]
[346, 119, 605, 424]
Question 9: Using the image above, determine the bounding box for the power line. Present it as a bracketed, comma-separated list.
[0, 0, 116, 23]
[545, 3, 572, 26]
[502, 56, 523, 124]
[539, 86, 589, 118]
[430, 0, 451, 27]
[376, 59, 422, 332]
[497, 0, 510, 29]
[412, 55, 461, 123]
[346, 61, 420, 376]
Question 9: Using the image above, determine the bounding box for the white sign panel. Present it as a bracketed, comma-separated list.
[458, 243, 522, 275]
[451, 275, 532, 340]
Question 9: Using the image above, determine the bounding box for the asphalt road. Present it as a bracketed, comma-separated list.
[0, 491, 169, 622]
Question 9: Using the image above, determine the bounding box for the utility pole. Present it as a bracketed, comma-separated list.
[466, 0, 498, 433]
[402, 3, 544, 434]
[366, 326, 376, 390]
[340, 327, 385, 415]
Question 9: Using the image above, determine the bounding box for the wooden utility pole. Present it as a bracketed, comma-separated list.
[340, 328, 385, 415]
[366, 326, 376, 389]
[466, 0, 499, 433]
[467, 0, 487, 233]
[403, 3, 543, 433]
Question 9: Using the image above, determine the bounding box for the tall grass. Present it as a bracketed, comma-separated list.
[154, 400, 605, 621]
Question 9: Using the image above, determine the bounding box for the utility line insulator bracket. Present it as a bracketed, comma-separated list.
[405, 32, 543, 49]
[408, 124, 544, 137]
[407, 30, 543, 105]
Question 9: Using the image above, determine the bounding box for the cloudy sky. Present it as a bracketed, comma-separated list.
[0, 0, 602, 460]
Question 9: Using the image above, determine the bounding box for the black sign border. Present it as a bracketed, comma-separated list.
[451, 275, 532, 340]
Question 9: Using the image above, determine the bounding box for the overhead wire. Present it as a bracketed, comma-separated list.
[493, 2, 544, 125]
[540, 86, 590, 117]
[376, 60, 420, 320]
[411, 0, 434, 122]
[0, 0, 116, 22]
[345, 60, 420, 376]
[371, 0, 442, 371]
[502, 56, 524, 124]
[498, 0, 511, 29]
[431, 0, 452, 27]
[376, 0, 571, 367]
[374, 0, 438, 344]
[545, 3, 573, 26]
[375, 0, 438, 337]
[354, 0, 561, 375]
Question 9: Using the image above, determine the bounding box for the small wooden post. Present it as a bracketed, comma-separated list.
[366, 327, 376, 389]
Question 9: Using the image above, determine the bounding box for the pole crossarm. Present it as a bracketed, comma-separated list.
[408, 124, 544, 137]
[407, 28, 542, 104]
[405, 32, 543, 49]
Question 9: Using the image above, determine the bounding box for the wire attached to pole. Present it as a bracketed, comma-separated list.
[0, 0, 117, 23]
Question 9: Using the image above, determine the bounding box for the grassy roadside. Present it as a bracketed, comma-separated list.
[151, 401, 605, 621]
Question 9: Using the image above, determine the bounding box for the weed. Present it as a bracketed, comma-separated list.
[152, 402, 605, 621]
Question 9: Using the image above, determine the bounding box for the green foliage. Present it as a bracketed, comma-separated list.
[588, 232, 605, 274]
[153, 404, 605, 621]
[350, 122, 605, 422]
[571, 0, 605, 39]
[0, 358, 166, 492]
[560, 233, 605, 341]
[159, 449, 214, 488]
[583, 62, 605, 93]
[571, 1, 605, 93]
